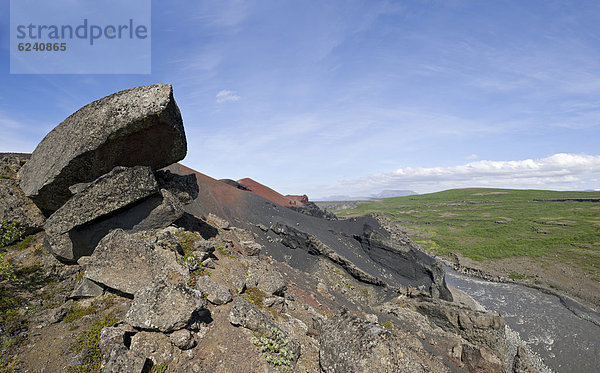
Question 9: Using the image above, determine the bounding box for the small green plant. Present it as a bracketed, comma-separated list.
[150, 362, 168, 373]
[251, 327, 294, 370]
[0, 222, 24, 249]
[0, 253, 16, 283]
[0, 174, 12, 180]
[508, 271, 525, 280]
[64, 303, 98, 323]
[67, 313, 119, 373]
[216, 245, 235, 258]
[3, 235, 35, 252]
[175, 230, 202, 256]
[242, 287, 265, 307]
[182, 253, 209, 288]
[0, 338, 19, 372]
[379, 321, 393, 330]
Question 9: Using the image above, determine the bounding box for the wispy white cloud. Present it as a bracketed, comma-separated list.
[466, 154, 479, 160]
[192, 0, 248, 29]
[215, 90, 241, 103]
[322, 153, 600, 197]
[0, 114, 23, 129]
[0, 112, 45, 152]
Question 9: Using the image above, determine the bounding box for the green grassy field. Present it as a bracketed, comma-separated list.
[336, 188, 600, 279]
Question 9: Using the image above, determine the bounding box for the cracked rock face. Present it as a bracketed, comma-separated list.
[125, 281, 206, 333]
[18, 84, 186, 212]
[0, 179, 45, 237]
[84, 229, 188, 296]
[0, 154, 45, 236]
[319, 311, 450, 373]
[195, 276, 232, 305]
[45, 166, 159, 235]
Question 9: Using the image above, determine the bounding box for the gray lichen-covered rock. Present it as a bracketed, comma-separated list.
[130, 331, 176, 366]
[0, 179, 45, 236]
[169, 329, 196, 350]
[0, 154, 44, 236]
[70, 277, 104, 299]
[228, 296, 300, 364]
[239, 241, 262, 256]
[195, 276, 232, 305]
[319, 310, 449, 373]
[99, 327, 127, 355]
[43, 165, 158, 262]
[228, 296, 276, 332]
[129, 189, 184, 232]
[245, 260, 286, 296]
[461, 343, 502, 373]
[154, 170, 199, 205]
[18, 84, 186, 212]
[125, 281, 206, 332]
[85, 229, 188, 296]
[46, 187, 185, 263]
[99, 326, 150, 373]
[45, 166, 158, 235]
[413, 299, 506, 354]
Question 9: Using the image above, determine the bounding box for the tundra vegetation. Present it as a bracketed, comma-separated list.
[337, 188, 600, 300]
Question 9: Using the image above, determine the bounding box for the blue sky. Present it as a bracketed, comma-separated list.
[1, 0, 600, 198]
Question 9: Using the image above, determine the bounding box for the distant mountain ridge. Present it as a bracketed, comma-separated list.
[315, 189, 417, 201]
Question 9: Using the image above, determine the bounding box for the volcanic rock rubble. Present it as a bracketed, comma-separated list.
[0, 84, 542, 372]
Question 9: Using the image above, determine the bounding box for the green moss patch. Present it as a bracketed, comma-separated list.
[67, 313, 119, 373]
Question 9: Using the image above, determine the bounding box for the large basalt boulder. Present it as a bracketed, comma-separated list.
[18, 84, 186, 212]
[99, 327, 150, 373]
[45, 166, 158, 235]
[245, 260, 286, 296]
[195, 276, 232, 305]
[228, 296, 276, 332]
[125, 281, 206, 332]
[84, 229, 188, 296]
[43, 166, 187, 263]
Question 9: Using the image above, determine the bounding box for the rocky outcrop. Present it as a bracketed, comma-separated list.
[319, 310, 450, 373]
[513, 345, 537, 373]
[412, 299, 506, 355]
[46, 166, 159, 234]
[84, 229, 188, 296]
[461, 343, 502, 373]
[0, 180, 45, 237]
[1, 85, 540, 373]
[43, 166, 160, 262]
[354, 229, 452, 301]
[0, 154, 45, 236]
[288, 203, 338, 220]
[0, 153, 29, 178]
[99, 327, 150, 373]
[272, 222, 386, 286]
[18, 84, 186, 212]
